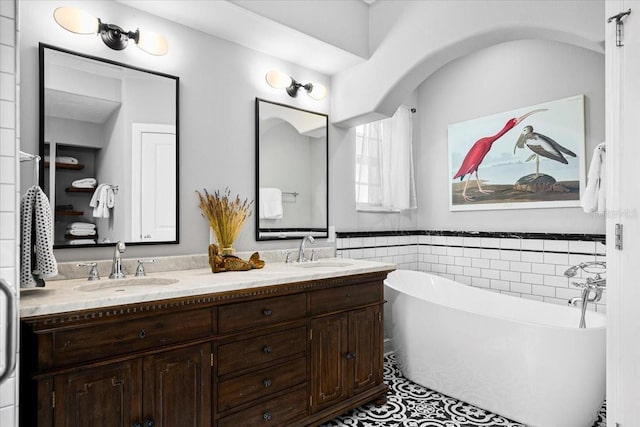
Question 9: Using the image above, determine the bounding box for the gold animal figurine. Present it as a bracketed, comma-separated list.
[208, 244, 265, 273]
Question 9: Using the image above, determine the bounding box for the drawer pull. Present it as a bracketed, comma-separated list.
[263, 308, 273, 316]
[145, 419, 154, 427]
[139, 330, 146, 339]
[346, 293, 351, 299]
[263, 345, 272, 354]
[263, 412, 272, 421]
[263, 378, 272, 388]
[345, 352, 356, 359]
[133, 423, 142, 427]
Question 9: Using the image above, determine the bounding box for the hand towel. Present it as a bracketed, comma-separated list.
[581, 142, 606, 214]
[72, 178, 97, 189]
[90, 183, 116, 218]
[20, 186, 57, 287]
[259, 187, 283, 219]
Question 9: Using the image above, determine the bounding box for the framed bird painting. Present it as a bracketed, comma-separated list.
[448, 94, 585, 211]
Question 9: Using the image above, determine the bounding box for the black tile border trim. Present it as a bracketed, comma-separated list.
[336, 230, 606, 243]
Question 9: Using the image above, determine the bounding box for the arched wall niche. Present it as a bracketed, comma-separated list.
[331, 1, 604, 128]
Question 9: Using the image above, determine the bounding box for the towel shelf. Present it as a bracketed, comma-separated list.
[65, 187, 95, 193]
[44, 161, 85, 171]
[56, 210, 84, 216]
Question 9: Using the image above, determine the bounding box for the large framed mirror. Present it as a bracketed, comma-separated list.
[39, 43, 179, 248]
[255, 98, 328, 240]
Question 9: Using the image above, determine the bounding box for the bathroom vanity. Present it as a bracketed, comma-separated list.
[19, 259, 394, 427]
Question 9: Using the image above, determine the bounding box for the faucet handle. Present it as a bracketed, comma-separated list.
[311, 249, 318, 262]
[135, 259, 155, 277]
[283, 250, 292, 264]
[78, 262, 100, 281]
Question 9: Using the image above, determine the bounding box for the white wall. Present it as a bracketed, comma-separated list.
[232, 0, 370, 59]
[416, 39, 605, 234]
[332, 0, 604, 127]
[19, 0, 331, 262]
[0, 1, 19, 425]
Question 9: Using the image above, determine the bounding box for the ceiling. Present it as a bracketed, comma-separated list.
[117, 0, 370, 75]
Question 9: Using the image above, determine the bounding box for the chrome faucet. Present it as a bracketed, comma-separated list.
[109, 241, 127, 279]
[567, 272, 606, 328]
[297, 235, 315, 262]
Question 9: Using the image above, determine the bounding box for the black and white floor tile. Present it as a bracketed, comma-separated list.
[323, 353, 607, 427]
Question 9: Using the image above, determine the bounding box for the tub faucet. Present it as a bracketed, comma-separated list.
[109, 241, 126, 279]
[568, 273, 606, 328]
[297, 235, 315, 262]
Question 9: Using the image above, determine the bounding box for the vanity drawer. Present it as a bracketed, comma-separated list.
[310, 281, 382, 315]
[217, 326, 307, 375]
[217, 357, 307, 412]
[217, 385, 307, 427]
[52, 308, 215, 367]
[218, 293, 307, 333]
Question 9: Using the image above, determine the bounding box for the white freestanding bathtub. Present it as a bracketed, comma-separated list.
[384, 269, 605, 427]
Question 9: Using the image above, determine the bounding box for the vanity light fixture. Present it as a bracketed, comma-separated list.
[53, 6, 169, 56]
[265, 70, 327, 100]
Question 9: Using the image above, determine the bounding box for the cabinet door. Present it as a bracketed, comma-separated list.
[142, 343, 212, 427]
[349, 305, 383, 395]
[310, 313, 349, 412]
[53, 359, 142, 427]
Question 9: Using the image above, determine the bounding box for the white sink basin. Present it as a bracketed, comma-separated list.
[294, 261, 353, 268]
[74, 277, 178, 292]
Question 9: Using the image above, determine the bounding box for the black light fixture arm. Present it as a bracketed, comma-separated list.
[97, 19, 140, 51]
[285, 79, 314, 98]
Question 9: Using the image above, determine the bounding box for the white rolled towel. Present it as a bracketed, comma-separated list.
[45, 155, 78, 165]
[68, 239, 96, 245]
[67, 222, 96, 230]
[72, 178, 97, 189]
[67, 228, 97, 237]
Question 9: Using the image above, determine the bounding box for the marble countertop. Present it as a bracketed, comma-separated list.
[20, 258, 396, 318]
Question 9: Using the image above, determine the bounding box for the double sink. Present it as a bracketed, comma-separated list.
[71, 260, 354, 293]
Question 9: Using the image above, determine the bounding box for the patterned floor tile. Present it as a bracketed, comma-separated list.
[323, 353, 606, 427]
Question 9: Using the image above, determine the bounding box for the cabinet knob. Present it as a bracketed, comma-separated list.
[346, 352, 356, 359]
[263, 345, 272, 354]
[145, 420, 154, 427]
[133, 423, 142, 427]
[263, 378, 272, 388]
[263, 412, 272, 421]
[263, 308, 272, 316]
[139, 329, 146, 339]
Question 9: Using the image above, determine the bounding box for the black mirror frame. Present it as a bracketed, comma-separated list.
[255, 97, 329, 241]
[39, 43, 180, 248]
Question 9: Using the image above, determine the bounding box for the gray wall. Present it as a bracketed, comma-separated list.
[19, 0, 330, 262]
[415, 39, 605, 234]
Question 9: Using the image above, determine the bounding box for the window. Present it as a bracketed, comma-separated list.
[355, 105, 417, 211]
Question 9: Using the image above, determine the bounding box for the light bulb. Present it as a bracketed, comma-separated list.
[136, 31, 169, 56]
[307, 83, 328, 100]
[265, 70, 293, 89]
[54, 7, 99, 35]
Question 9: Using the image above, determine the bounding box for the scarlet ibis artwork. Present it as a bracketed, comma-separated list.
[452, 109, 546, 202]
[448, 95, 585, 210]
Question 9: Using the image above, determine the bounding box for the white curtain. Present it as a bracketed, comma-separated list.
[356, 105, 417, 211]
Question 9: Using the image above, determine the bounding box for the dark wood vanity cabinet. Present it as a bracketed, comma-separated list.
[20, 271, 391, 427]
[51, 344, 211, 427]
